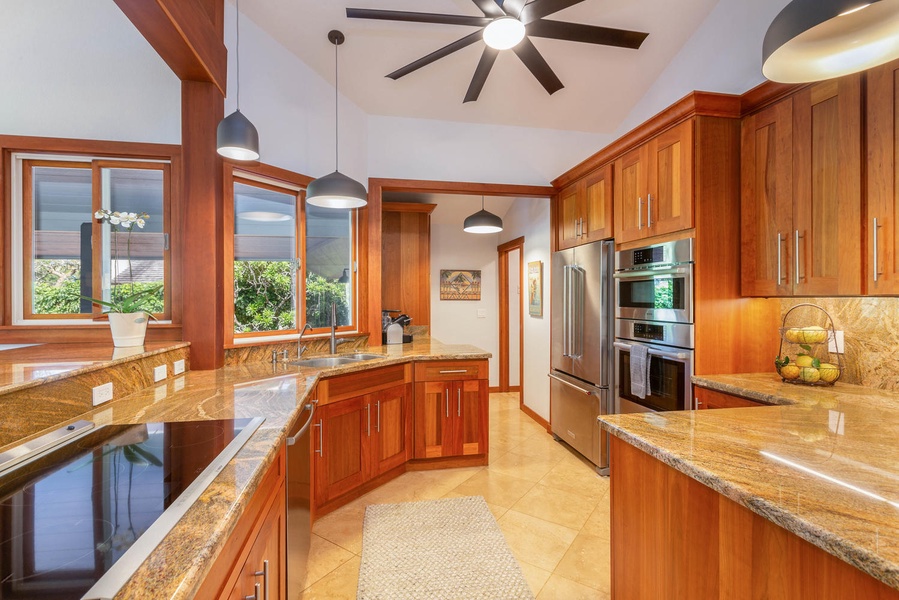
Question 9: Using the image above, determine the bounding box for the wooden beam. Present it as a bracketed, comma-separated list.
[370, 178, 555, 198]
[114, 0, 227, 95]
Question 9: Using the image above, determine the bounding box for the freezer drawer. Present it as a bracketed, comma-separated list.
[549, 372, 609, 473]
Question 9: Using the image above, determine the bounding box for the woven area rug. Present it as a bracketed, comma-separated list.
[357, 496, 534, 600]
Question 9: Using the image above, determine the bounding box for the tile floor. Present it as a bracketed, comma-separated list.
[299, 392, 612, 599]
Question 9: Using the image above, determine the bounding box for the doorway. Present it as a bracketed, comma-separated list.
[498, 237, 524, 403]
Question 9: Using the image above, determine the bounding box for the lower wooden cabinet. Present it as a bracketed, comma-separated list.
[694, 386, 765, 410]
[226, 485, 286, 600]
[413, 379, 488, 458]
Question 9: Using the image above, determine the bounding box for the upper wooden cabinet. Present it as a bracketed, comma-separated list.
[556, 163, 613, 250]
[867, 59, 899, 294]
[381, 202, 436, 326]
[614, 119, 694, 244]
[741, 75, 862, 297]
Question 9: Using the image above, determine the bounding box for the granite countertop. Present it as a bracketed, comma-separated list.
[8, 337, 489, 599]
[599, 373, 899, 590]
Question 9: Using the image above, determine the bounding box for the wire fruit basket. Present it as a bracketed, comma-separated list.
[774, 303, 843, 386]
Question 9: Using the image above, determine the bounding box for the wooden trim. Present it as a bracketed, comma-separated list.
[113, 0, 227, 95]
[381, 201, 437, 214]
[0, 135, 181, 159]
[520, 402, 550, 432]
[488, 385, 502, 393]
[406, 454, 488, 471]
[369, 177, 554, 197]
[740, 79, 807, 116]
[497, 236, 525, 253]
[496, 236, 525, 397]
[552, 91, 742, 188]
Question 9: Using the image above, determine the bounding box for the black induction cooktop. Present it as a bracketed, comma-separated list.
[0, 417, 262, 599]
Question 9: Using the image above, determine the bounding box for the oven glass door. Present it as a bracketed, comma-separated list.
[617, 347, 689, 412]
[615, 268, 692, 323]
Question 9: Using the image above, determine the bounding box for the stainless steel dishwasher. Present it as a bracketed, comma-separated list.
[286, 399, 317, 597]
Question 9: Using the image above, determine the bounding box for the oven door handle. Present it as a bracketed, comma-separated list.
[613, 267, 689, 279]
[548, 373, 595, 395]
[614, 341, 689, 361]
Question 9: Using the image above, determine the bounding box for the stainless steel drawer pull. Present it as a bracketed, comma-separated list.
[314, 419, 323, 457]
[366, 403, 371, 437]
[547, 373, 594, 395]
[794, 229, 801, 285]
[376, 400, 381, 433]
[244, 582, 261, 600]
[439, 369, 468, 374]
[776, 233, 783, 283]
[647, 193, 653, 228]
[253, 559, 270, 600]
[445, 388, 449, 418]
[874, 217, 881, 282]
[457, 387, 461, 417]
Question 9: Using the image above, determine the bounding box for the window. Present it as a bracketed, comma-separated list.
[228, 171, 357, 341]
[16, 157, 171, 323]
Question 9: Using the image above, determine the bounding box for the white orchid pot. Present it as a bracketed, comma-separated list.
[108, 312, 149, 347]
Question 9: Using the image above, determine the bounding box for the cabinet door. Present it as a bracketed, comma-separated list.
[454, 379, 489, 456]
[581, 164, 614, 243]
[372, 384, 412, 475]
[226, 481, 286, 600]
[557, 184, 581, 250]
[694, 387, 763, 410]
[793, 76, 862, 296]
[648, 120, 693, 237]
[614, 146, 649, 244]
[741, 98, 794, 296]
[867, 59, 899, 294]
[314, 397, 368, 506]
[413, 381, 453, 458]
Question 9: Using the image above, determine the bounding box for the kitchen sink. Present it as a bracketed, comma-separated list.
[289, 356, 359, 368]
[341, 353, 385, 361]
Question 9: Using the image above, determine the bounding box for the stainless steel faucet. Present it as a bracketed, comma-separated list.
[297, 322, 313, 357]
[329, 302, 351, 354]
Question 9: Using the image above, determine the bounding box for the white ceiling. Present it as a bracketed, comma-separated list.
[242, 0, 720, 134]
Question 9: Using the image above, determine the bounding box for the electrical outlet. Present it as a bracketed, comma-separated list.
[828, 330, 845, 354]
[92, 382, 113, 406]
[173, 359, 186, 375]
[477, 309, 487, 319]
[153, 364, 167, 382]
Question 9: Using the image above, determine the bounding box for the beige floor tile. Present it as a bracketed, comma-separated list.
[302, 534, 355, 589]
[497, 510, 579, 572]
[299, 555, 360, 599]
[447, 469, 536, 508]
[536, 574, 609, 600]
[311, 504, 366, 555]
[581, 502, 611, 541]
[553, 532, 612, 593]
[512, 432, 573, 461]
[518, 561, 552, 596]
[511, 483, 598, 530]
[487, 450, 562, 483]
[538, 457, 609, 503]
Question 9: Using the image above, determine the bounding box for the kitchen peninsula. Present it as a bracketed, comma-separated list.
[0, 337, 490, 599]
[600, 374, 899, 599]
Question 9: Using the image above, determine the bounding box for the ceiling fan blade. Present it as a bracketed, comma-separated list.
[346, 8, 491, 27]
[527, 20, 648, 49]
[464, 47, 500, 103]
[519, 0, 585, 24]
[387, 31, 484, 80]
[498, 0, 527, 18]
[512, 37, 563, 95]
[470, 0, 506, 18]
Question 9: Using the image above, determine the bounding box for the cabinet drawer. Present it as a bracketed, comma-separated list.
[695, 386, 765, 410]
[414, 360, 487, 382]
[318, 363, 411, 405]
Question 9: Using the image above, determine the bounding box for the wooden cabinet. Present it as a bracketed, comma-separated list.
[382, 202, 437, 326]
[694, 386, 764, 410]
[413, 360, 489, 460]
[556, 164, 614, 249]
[867, 58, 899, 294]
[742, 75, 862, 296]
[227, 485, 286, 600]
[614, 119, 693, 244]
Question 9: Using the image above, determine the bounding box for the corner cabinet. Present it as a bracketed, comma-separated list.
[614, 119, 694, 244]
[413, 360, 489, 460]
[556, 164, 614, 250]
[741, 74, 862, 297]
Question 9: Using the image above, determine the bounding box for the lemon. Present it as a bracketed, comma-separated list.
[784, 328, 802, 343]
[799, 367, 820, 383]
[780, 364, 801, 380]
[818, 363, 840, 383]
[801, 326, 828, 344]
[795, 355, 815, 368]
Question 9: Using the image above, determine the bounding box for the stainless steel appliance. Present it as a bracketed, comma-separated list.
[550, 239, 614, 475]
[286, 400, 317, 597]
[614, 238, 695, 414]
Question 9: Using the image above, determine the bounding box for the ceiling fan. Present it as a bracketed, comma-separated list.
[346, 0, 649, 103]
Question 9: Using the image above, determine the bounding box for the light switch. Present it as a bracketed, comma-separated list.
[477, 309, 487, 318]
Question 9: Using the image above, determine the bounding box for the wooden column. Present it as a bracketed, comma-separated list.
[181, 80, 225, 369]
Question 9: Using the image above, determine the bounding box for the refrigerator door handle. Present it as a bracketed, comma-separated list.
[571, 265, 585, 358]
[562, 265, 571, 358]
[548, 373, 594, 395]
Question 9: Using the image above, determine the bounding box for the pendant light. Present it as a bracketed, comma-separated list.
[306, 31, 368, 209]
[762, 0, 899, 83]
[217, 0, 260, 161]
[463, 196, 503, 234]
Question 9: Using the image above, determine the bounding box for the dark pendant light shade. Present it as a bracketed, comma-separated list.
[217, 0, 260, 161]
[337, 268, 350, 283]
[762, 0, 899, 83]
[306, 30, 368, 209]
[463, 196, 503, 234]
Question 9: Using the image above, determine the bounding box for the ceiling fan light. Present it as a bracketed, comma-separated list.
[463, 209, 504, 234]
[306, 170, 368, 209]
[762, 0, 899, 83]
[217, 109, 260, 161]
[483, 17, 526, 50]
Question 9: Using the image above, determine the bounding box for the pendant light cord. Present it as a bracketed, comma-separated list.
[235, 0, 241, 110]
[334, 40, 339, 171]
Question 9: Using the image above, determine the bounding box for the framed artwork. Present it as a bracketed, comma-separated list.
[528, 261, 543, 317]
[440, 269, 481, 301]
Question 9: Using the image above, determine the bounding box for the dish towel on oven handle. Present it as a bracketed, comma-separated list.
[629, 344, 650, 399]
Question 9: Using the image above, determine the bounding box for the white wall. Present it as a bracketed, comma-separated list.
[615, 0, 791, 137]
[0, 0, 181, 143]
[368, 115, 610, 186]
[499, 199, 552, 421]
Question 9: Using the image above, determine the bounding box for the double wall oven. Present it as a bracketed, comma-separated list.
[614, 239, 695, 413]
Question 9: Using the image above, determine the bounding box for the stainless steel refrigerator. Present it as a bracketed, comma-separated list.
[549, 239, 614, 474]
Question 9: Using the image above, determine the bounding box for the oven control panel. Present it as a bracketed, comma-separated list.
[615, 319, 694, 350]
[633, 322, 665, 341]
